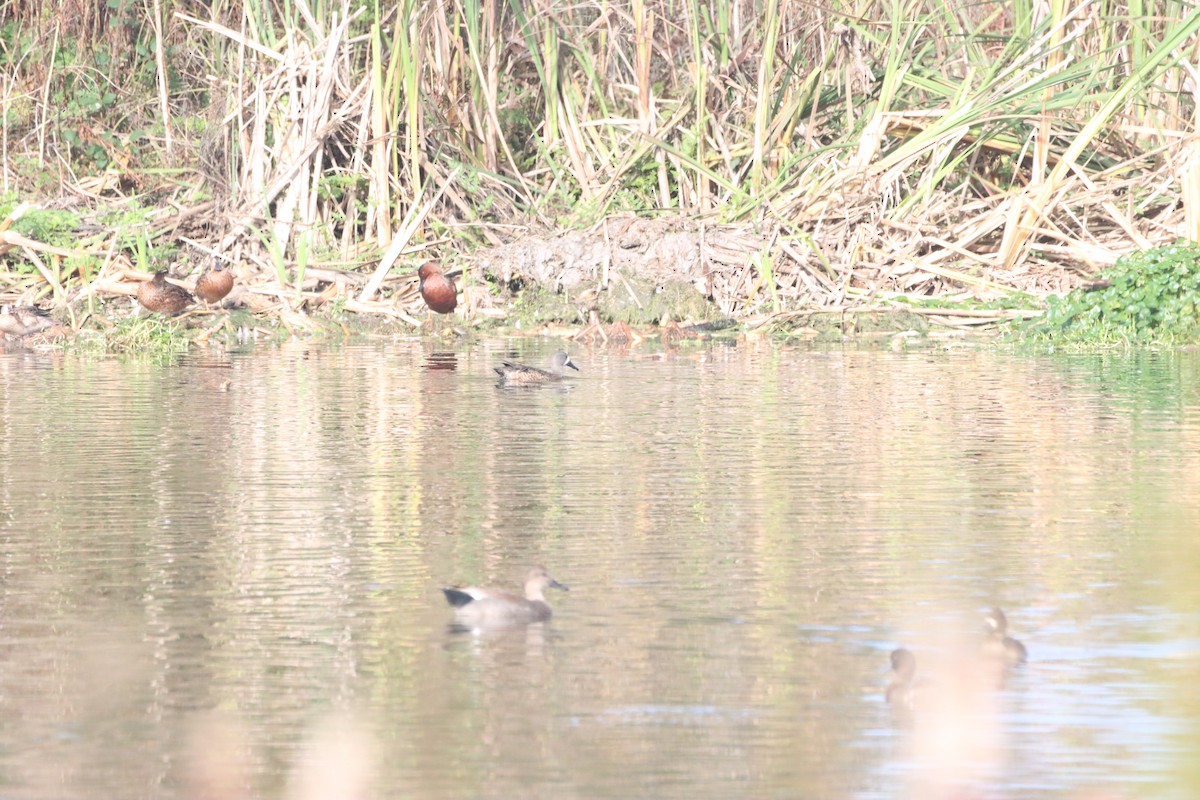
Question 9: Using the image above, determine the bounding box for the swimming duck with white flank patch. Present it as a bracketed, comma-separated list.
[442, 566, 569, 626]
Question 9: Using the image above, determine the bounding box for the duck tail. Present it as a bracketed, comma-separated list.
[442, 587, 474, 608]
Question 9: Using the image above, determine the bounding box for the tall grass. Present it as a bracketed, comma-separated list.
[0, 0, 1197, 313]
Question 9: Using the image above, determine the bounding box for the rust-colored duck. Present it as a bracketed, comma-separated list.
[418, 261, 458, 314]
[137, 271, 194, 315]
[195, 257, 234, 305]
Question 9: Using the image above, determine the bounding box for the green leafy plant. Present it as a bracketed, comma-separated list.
[7, 207, 81, 248]
[1031, 242, 1200, 344]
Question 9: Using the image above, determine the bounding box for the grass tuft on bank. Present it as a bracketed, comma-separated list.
[73, 317, 194, 360]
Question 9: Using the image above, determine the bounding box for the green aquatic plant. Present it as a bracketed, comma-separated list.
[1030, 242, 1200, 345]
[74, 316, 193, 360]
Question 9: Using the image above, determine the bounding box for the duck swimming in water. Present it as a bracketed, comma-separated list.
[982, 607, 1027, 666]
[442, 566, 569, 626]
[493, 351, 579, 387]
[885, 647, 929, 709]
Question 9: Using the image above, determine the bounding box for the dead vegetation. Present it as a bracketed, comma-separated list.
[1, 0, 1198, 339]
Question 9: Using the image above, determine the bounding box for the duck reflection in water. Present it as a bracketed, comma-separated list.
[442, 566, 568, 630]
[423, 351, 459, 371]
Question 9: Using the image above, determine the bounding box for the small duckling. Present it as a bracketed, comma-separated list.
[195, 257, 234, 305]
[982, 607, 1027, 666]
[137, 271, 194, 315]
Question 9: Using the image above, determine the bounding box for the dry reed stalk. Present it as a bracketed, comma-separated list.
[0, 230, 100, 261]
[358, 168, 458, 304]
[179, 4, 366, 264]
[1180, 140, 1200, 242]
[151, 0, 172, 160]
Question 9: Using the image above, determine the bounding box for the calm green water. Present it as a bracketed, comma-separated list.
[0, 341, 1198, 799]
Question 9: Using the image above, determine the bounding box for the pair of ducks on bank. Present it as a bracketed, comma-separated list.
[4, 260, 235, 331]
[137, 258, 234, 314]
[886, 608, 1028, 709]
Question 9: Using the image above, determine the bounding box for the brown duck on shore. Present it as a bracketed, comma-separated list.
[494, 351, 579, 387]
[137, 271, 194, 315]
[195, 257, 234, 305]
[417, 261, 458, 314]
[0, 304, 55, 337]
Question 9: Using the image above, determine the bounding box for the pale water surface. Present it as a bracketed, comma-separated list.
[0, 341, 1198, 799]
